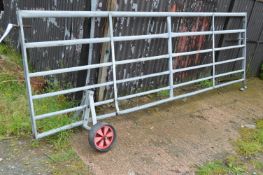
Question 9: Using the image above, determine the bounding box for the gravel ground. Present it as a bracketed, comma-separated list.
[72, 78, 263, 175]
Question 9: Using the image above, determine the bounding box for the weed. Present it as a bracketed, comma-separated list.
[197, 120, 263, 174]
[0, 44, 89, 174]
[157, 90, 170, 97]
[0, 43, 77, 149]
[200, 80, 213, 88]
[235, 127, 263, 157]
[196, 161, 227, 175]
[225, 155, 246, 173]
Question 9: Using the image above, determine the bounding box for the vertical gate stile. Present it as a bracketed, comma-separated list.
[17, 12, 38, 138]
[242, 14, 247, 88]
[212, 13, 216, 87]
[109, 13, 120, 113]
[167, 16, 174, 98]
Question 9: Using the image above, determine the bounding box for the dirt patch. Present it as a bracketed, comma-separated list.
[72, 78, 263, 174]
[0, 138, 53, 175]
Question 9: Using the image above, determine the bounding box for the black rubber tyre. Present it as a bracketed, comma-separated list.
[88, 122, 116, 152]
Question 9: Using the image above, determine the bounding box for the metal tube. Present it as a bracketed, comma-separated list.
[167, 16, 174, 98]
[173, 63, 213, 73]
[113, 33, 168, 42]
[212, 14, 216, 87]
[116, 54, 169, 65]
[35, 105, 86, 120]
[172, 31, 212, 37]
[214, 29, 246, 35]
[118, 87, 214, 115]
[215, 69, 244, 78]
[172, 49, 213, 57]
[116, 71, 169, 84]
[109, 14, 120, 113]
[215, 44, 245, 51]
[215, 79, 244, 88]
[29, 62, 112, 77]
[25, 37, 110, 48]
[215, 57, 245, 65]
[36, 121, 83, 139]
[96, 112, 117, 120]
[32, 81, 113, 100]
[118, 86, 170, 101]
[173, 76, 213, 88]
[24, 31, 246, 49]
[17, 13, 38, 138]
[19, 11, 246, 18]
[242, 15, 247, 87]
[95, 99, 114, 106]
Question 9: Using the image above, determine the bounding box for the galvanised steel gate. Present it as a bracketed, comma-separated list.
[17, 11, 247, 152]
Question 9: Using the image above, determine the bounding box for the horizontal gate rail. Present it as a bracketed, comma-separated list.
[17, 10, 247, 139]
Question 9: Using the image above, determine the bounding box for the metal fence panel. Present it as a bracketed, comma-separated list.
[17, 10, 247, 139]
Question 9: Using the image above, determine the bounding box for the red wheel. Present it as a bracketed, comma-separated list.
[88, 122, 116, 152]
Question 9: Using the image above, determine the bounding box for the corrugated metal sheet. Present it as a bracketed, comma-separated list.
[0, 0, 89, 89]
[247, 1, 263, 75]
[1, 0, 263, 101]
[90, 0, 217, 100]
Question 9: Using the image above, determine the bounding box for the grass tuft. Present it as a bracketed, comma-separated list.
[197, 161, 227, 175]
[200, 80, 213, 88]
[0, 43, 77, 149]
[197, 120, 263, 174]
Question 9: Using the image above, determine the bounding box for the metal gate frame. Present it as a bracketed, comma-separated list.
[17, 11, 247, 139]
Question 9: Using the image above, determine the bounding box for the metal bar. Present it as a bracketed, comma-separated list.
[96, 112, 117, 121]
[167, 16, 174, 98]
[29, 62, 112, 77]
[215, 57, 245, 65]
[215, 79, 244, 88]
[17, 13, 38, 138]
[172, 31, 212, 37]
[95, 99, 114, 106]
[173, 63, 213, 73]
[32, 58, 244, 101]
[18, 11, 246, 18]
[214, 29, 246, 35]
[36, 121, 84, 139]
[28, 54, 242, 79]
[32, 81, 113, 100]
[172, 49, 213, 57]
[25, 37, 110, 48]
[116, 54, 169, 65]
[118, 87, 213, 115]
[171, 29, 245, 41]
[242, 15, 247, 87]
[24, 30, 245, 49]
[173, 76, 213, 88]
[215, 45, 245, 51]
[99, 78, 244, 120]
[113, 33, 168, 42]
[215, 69, 244, 78]
[118, 86, 170, 101]
[212, 14, 216, 87]
[117, 71, 169, 84]
[35, 105, 86, 120]
[109, 14, 120, 113]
